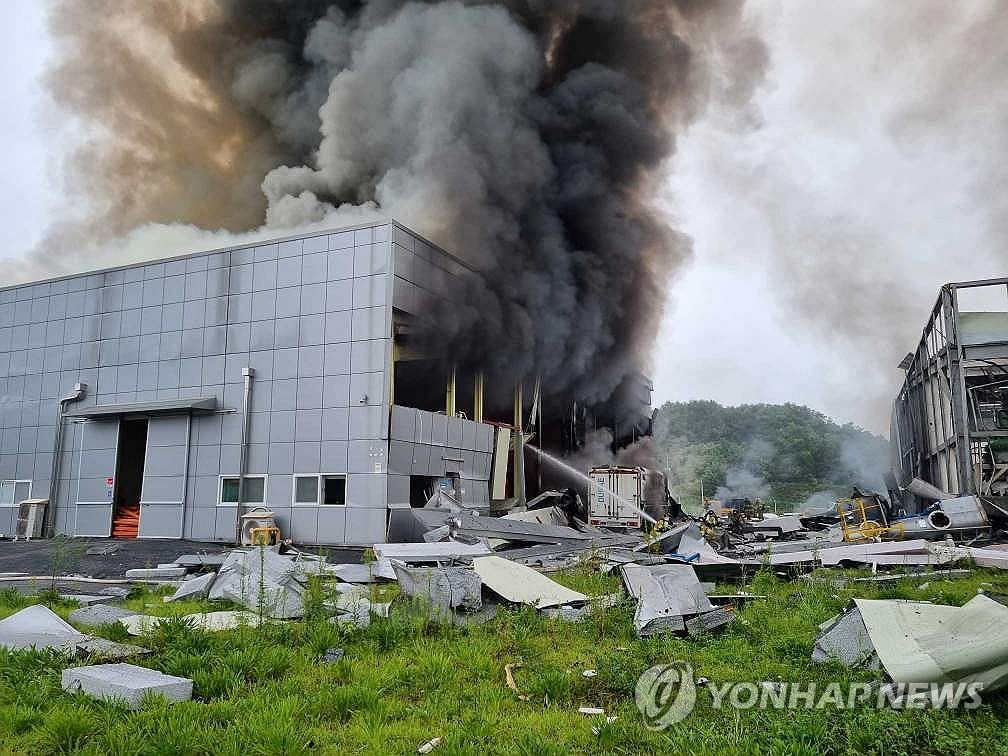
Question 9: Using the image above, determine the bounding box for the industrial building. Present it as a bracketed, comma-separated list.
[0, 220, 506, 545]
[891, 277, 1008, 513]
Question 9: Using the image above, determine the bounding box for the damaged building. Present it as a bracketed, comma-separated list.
[891, 277, 1008, 520]
[0, 221, 519, 545]
[0, 219, 655, 546]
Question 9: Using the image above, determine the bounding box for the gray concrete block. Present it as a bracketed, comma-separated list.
[62, 663, 193, 708]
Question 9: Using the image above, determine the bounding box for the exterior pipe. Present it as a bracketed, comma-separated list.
[234, 367, 255, 544]
[45, 383, 86, 538]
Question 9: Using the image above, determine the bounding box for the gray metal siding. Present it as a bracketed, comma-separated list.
[0, 221, 396, 545]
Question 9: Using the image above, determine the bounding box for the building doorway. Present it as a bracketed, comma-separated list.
[112, 417, 148, 538]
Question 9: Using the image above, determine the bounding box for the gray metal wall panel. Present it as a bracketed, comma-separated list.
[290, 507, 318, 543]
[214, 508, 237, 541]
[74, 503, 113, 537]
[345, 507, 386, 545]
[139, 503, 183, 539]
[347, 473, 386, 509]
[1, 222, 398, 544]
[141, 475, 185, 502]
[316, 506, 347, 544]
[143, 445, 188, 478]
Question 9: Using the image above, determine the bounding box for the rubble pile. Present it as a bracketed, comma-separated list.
[2, 484, 1006, 716]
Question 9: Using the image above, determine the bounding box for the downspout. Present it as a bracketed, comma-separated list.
[45, 383, 87, 538]
[234, 367, 255, 544]
[180, 413, 193, 539]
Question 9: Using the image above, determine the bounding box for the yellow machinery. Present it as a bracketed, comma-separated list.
[837, 491, 904, 541]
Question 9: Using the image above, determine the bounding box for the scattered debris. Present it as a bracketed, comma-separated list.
[99, 587, 132, 599]
[68, 605, 137, 628]
[473, 556, 587, 609]
[327, 563, 384, 583]
[620, 563, 714, 637]
[504, 663, 528, 701]
[120, 611, 264, 635]
[174, 553, 228, 568]
[685, 606, 736, 636]
[392, 564, 482, 616]
[0, 605, 148, 659]
[578, 706, 605, 716]
[372, 542, 492, 563]
[812, 595, 1008, 695]
[125, 567, 187, 581]
[323, 648, 345, 663]
[417, 737, 442, 754]
[85, 544, 121, 556]
[163, 572, 216, 603]
[330, 585, 371, 628]
[62, 663, 192, 708]
[60, 594, 118, 606]
[209, 549, 306, 619]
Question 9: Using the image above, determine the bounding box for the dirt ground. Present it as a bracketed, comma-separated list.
[0, 537, 362, 580]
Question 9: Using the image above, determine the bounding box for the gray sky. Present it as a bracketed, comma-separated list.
[0, 3, 51, 253]
[4, 2, 1006, 435]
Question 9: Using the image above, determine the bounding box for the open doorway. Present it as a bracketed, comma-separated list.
[112, 418, 148, 538]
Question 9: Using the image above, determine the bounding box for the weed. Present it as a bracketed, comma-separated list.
[36, 705, 99, 754]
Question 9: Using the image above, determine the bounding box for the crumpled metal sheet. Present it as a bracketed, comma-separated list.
[812, 607, 880, 668]
[208, 548, 306, 619]
[620, 563, 714, 637]
[392, 564, 482, 615]
[164, 572, 216, 603]
[685, 606, 735, 637]
[812, 596, 1008, 694]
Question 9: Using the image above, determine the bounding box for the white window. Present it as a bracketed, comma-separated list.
[293, 475, 319, 506]
[292, 474, 346, 506]
[0, 480, 31, 507]
[218, 475, 266, 506]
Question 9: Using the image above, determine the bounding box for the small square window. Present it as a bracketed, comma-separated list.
[243, 476, 265, 504]
[220, 478, 239, 504]
[322, 476, 346, 506]
[294, 475, 319, 505]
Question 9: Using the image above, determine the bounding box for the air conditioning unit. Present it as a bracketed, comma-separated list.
[240, 508, 278, 546]
[15, 499, 48, 541]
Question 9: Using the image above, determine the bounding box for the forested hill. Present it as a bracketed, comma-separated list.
[650, 400, 889, 508]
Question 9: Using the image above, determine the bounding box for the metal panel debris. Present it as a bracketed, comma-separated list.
[472, 556, 586, 608]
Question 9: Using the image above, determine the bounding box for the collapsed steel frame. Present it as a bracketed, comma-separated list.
[892, 277, 1008, 508]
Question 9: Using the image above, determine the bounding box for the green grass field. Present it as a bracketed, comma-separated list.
[1, 563, 1007, 755]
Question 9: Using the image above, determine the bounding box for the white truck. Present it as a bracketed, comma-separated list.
[588, 465, 677, 529]
[588, 465, 646, 529]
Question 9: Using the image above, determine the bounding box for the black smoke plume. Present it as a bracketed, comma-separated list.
[35, 0, 767, 416]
